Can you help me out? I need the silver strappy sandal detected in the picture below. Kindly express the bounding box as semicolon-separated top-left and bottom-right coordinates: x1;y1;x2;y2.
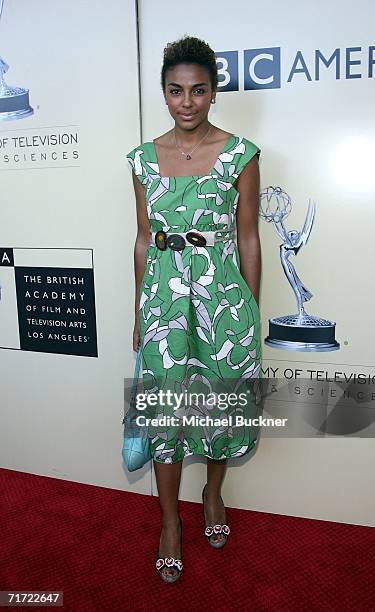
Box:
202;484;231;548
155;516;183;583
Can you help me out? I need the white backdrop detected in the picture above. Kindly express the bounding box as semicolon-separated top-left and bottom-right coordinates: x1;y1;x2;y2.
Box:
135;0;375;526
0;0;150;495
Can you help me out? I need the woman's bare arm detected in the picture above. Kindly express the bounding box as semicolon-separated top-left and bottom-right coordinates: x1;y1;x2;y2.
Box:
132;172;150;349
235;156;261;306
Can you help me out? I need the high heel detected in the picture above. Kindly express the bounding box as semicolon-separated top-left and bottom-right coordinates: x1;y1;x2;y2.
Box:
155;515;183;583
202;483;230;548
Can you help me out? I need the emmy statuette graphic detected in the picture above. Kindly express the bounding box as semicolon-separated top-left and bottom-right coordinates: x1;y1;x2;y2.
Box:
0;0;33;121
259;186;340;352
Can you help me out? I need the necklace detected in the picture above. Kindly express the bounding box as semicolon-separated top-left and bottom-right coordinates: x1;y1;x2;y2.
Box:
174;125;212;160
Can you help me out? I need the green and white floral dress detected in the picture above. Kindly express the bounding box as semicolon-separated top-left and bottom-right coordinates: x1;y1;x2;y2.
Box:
126;134;263;464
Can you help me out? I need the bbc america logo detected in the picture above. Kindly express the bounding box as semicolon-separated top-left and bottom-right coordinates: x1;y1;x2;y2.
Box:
215;46;375;91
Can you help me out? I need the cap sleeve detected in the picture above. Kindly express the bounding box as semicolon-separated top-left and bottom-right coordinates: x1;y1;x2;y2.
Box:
235;137;261;177
126;145;149;186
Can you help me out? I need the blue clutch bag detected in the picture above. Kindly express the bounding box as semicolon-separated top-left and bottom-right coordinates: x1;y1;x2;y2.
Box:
122;345;152;472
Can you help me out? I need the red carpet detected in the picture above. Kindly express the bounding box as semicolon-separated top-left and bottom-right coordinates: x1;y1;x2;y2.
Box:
0;468;374;611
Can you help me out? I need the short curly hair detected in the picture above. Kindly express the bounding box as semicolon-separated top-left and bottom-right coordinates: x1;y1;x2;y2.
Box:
161;35;218;91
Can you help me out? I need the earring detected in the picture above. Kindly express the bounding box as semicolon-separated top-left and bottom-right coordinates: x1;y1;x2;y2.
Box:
211;98;216;104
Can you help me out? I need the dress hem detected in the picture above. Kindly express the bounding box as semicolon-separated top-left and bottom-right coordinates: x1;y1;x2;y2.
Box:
151;439;258;464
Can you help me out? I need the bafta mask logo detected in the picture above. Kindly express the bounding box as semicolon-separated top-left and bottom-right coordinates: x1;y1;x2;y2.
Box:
259;186;340;352
0;0;33;121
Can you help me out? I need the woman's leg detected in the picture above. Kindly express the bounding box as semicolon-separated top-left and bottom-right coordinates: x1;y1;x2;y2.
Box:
153;459;183;578
204;458;228;545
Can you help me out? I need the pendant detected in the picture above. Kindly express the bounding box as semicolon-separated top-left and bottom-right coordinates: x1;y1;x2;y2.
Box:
186;154;192;160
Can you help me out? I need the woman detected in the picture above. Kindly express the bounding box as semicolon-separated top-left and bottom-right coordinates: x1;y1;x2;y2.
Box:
127;35;262;583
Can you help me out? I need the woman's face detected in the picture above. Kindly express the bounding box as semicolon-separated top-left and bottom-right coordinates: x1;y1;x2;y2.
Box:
163;63;215;131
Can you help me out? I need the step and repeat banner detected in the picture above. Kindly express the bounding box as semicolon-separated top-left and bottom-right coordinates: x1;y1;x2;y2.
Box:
137;0;375;525
0;1;149;493
1;0;373;526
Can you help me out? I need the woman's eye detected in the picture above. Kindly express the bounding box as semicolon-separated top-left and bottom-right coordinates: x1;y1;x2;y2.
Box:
169;89;181;95
194;88;205;94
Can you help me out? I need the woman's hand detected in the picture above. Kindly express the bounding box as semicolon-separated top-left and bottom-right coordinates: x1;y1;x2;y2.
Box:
133;316;141;352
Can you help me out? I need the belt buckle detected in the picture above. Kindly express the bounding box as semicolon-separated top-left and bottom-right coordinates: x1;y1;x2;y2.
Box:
186;231;207;246
166;233;186;251
155;230;168;251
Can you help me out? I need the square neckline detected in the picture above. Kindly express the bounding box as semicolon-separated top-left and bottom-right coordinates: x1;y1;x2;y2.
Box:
151;133;236;179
